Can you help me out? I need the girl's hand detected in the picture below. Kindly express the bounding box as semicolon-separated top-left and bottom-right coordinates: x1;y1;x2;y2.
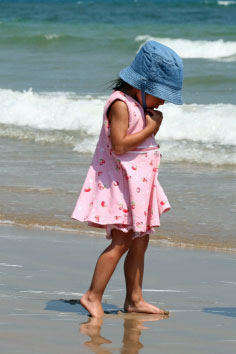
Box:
109;100;163;155
145;109;163;135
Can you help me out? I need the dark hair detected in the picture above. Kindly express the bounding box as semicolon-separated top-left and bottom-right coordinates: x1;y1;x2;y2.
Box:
108;78;132;93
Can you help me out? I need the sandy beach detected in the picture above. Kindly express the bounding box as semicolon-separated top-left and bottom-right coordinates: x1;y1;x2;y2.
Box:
1;1;236;353
0;224;236;354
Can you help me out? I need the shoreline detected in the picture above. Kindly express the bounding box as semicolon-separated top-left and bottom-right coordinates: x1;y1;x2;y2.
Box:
1;138;235;255
0;222;235;255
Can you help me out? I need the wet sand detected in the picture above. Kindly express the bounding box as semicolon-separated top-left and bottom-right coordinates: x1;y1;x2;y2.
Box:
0;224;236;354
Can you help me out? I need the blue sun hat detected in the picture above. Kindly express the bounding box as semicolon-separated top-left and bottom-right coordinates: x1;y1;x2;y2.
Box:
119;40;183;110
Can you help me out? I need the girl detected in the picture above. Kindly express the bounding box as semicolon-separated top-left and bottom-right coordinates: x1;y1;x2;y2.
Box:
72;40;183;318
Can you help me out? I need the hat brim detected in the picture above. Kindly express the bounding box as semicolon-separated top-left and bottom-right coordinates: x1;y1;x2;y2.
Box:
120;65;183;105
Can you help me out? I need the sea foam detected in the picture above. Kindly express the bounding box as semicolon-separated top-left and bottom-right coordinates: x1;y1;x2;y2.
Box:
0;88;235;165
135;36;236;60
217;1;236;5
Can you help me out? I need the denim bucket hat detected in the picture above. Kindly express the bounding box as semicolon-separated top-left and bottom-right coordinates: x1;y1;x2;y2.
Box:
119;40;183;109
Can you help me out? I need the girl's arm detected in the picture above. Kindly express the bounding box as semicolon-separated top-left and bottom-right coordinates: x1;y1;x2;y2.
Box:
108;100;162;155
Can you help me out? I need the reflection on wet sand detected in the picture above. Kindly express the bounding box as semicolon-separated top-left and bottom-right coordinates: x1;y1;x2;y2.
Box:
80;312;168;354
80;317;112;353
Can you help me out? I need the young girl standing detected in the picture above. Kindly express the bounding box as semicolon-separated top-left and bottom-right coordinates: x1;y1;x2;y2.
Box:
72;40;183;318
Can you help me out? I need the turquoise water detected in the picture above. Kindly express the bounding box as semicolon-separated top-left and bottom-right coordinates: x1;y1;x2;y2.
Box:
0;0;235;164
0;0;236;102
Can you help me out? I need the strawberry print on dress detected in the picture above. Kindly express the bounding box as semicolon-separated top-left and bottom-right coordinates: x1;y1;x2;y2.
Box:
71;91;170;239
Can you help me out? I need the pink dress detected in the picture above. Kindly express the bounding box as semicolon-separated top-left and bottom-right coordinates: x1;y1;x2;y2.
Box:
71;91;170;239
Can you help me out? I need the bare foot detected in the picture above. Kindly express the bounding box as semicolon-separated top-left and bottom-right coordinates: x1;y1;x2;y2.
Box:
124;300;169;316
80;292;104;318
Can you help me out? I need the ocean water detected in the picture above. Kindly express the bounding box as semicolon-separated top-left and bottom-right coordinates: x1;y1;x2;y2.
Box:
0;0;235;251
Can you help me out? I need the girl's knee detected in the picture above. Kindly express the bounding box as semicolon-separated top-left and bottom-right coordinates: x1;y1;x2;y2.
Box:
112;238;132;255
110;229;133;255
114;243;130;256
130;234;149;254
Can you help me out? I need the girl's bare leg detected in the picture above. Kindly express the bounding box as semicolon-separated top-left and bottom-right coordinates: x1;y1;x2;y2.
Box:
80;229;133;318
124;234;169;315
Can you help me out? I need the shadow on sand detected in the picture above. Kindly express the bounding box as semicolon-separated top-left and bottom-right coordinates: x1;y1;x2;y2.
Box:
203;307;236;318
45;298;122;315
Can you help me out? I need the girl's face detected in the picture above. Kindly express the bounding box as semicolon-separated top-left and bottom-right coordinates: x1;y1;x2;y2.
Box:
145;94;165;109
135;91;165;109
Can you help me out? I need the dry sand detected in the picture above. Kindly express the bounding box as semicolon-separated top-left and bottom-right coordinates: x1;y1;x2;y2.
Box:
0;224;236;354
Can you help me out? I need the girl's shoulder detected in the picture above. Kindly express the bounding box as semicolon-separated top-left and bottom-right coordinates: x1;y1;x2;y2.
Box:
105;90;141;111
106;90;127;104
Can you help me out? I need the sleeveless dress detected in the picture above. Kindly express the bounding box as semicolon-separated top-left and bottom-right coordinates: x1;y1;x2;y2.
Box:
71;91;170;239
